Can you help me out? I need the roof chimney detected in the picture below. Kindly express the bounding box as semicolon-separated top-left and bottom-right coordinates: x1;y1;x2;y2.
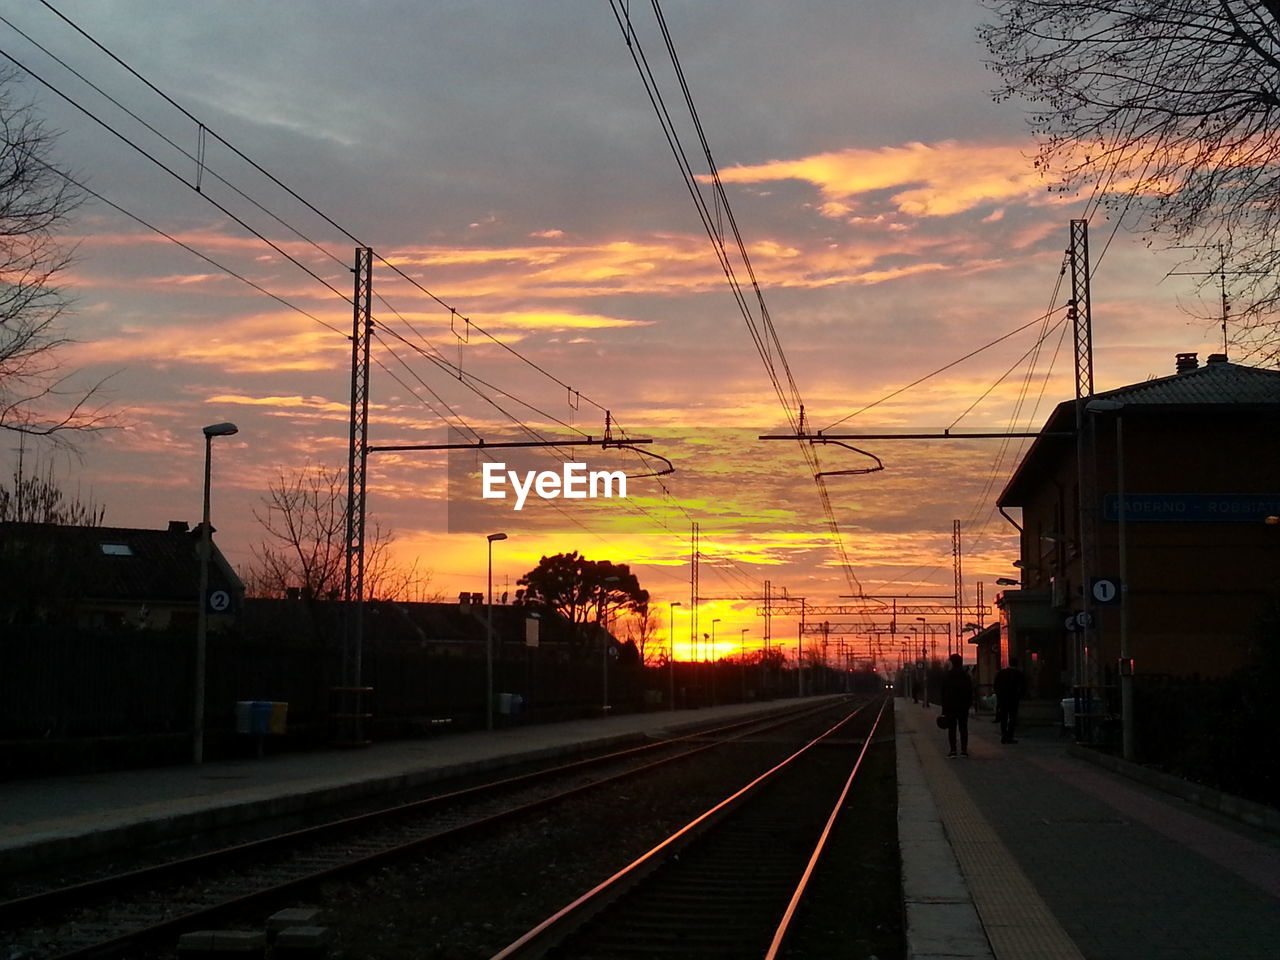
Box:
167;520;190;533
1175;352;1198;374
1207;353;1228;364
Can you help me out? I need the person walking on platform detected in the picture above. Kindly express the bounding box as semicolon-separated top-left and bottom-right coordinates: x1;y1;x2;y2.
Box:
940;653;972;757
994;656;1025;744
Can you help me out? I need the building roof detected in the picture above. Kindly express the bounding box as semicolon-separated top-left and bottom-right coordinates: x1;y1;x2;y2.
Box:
997;354;1280;507
0;521;241;604
1094;355;1280;407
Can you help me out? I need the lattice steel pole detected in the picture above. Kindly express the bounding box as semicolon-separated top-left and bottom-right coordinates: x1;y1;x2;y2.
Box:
1070;219;1094;401
1069;221;1101;733
341;247;373;743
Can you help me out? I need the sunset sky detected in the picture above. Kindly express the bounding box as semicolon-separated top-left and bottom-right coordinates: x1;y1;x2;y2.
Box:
2;1;1233;662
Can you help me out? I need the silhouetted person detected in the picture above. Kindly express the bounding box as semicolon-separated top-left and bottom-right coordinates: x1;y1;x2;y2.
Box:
994;657;1025;744
940;653;972;757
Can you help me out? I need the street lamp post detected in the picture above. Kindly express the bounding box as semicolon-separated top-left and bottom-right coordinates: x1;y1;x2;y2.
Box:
193;421;238;764
668;601;682;710
486;532;508;731
1088;398;1133;760
709;618;721;705
599;575;621;714
797;620;804;697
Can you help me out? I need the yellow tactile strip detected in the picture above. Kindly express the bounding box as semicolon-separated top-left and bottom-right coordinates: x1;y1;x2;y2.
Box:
902;703;1086;960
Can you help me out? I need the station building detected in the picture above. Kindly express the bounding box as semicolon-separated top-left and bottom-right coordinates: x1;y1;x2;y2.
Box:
993;352;1280;701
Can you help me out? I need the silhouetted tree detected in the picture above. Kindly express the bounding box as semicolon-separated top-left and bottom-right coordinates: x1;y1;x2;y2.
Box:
242;463;436;602
625;601;659;665
0;452;103;524
980;1;1280;363
517;551;649;654
1;68;113;440
0;454;104;623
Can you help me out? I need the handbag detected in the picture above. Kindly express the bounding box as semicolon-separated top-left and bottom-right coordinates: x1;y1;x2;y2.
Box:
935;712;949;729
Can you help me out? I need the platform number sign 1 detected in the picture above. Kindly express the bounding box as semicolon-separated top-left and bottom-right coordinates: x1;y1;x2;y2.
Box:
1090;577;1120;605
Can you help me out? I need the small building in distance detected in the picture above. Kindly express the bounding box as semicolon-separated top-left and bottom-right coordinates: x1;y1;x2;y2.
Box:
0;520;243;630
995;352;1280;701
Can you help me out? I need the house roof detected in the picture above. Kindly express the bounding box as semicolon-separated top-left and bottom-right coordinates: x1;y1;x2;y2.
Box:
0;521;241;604
1093;356;1280;407
997;355;1280;507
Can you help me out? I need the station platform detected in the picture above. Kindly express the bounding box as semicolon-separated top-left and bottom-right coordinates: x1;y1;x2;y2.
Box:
896;697;1280;960
0;698;819;876
2;696;1277;960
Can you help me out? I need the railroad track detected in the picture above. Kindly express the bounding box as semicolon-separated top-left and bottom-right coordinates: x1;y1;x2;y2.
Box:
0;700;848;960
490;697;888;959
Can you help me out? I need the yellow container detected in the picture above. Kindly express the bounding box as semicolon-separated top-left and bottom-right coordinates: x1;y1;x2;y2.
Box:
269;701;288;735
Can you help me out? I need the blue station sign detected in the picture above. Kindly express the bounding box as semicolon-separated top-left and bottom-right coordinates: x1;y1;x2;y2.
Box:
1102;493;1280;523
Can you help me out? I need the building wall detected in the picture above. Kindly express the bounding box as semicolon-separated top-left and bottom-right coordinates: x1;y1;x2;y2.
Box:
1012;407;1279;682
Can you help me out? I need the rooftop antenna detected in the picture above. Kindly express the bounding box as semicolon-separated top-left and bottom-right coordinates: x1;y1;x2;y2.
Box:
1169;240;1269;358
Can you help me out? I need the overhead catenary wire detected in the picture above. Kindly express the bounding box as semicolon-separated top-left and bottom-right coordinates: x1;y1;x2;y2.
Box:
608;0;862;596
0;10;352;277
37;158;349;340
868;259;1073;595
17;0;628;431
823;303;1074;432
7;5;681;490
0;46;355;305
7;2;779;608
8;14;729;573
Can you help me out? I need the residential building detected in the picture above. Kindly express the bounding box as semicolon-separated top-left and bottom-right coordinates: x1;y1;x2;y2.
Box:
0;520;242;630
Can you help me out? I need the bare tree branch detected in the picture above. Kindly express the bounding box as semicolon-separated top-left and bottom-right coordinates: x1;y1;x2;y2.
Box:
1;67;116;440
243;462;437;603
980;1;1280;365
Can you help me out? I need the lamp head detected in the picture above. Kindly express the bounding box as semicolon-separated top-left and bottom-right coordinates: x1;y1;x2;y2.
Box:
487;532;508;542
202;422;239;438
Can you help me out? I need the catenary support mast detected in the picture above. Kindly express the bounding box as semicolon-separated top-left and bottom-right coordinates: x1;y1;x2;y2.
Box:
339;247;374;745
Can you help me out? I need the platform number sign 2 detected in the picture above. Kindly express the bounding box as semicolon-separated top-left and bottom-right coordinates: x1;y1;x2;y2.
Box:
207;589;232;614
1090;578;1120;605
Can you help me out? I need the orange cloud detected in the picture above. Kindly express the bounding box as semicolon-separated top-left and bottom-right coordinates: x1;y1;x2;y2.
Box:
709;140;1067;219
66;311;348;374
382;226;999;306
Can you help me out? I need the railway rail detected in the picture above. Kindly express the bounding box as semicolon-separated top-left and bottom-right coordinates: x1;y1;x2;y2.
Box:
490;697;888;959
0;699;850;959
